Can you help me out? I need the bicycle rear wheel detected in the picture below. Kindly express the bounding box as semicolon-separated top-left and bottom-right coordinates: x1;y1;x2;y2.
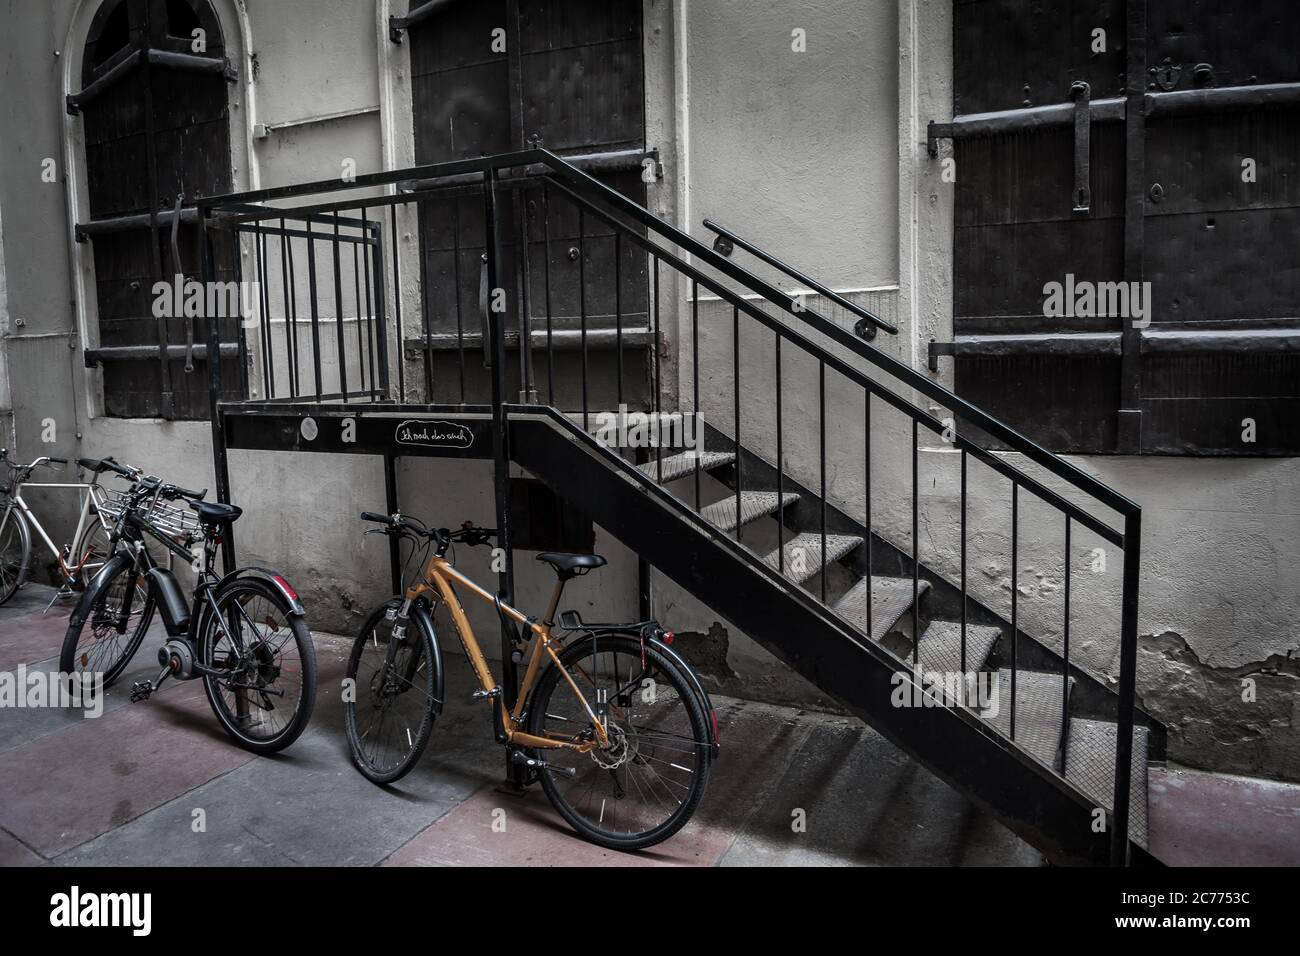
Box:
526;634;712;851
199;577;317;754
344;599;439;784
0;505;31;606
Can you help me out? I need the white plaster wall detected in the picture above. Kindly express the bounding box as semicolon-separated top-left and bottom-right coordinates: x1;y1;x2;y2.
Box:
681;0;899;289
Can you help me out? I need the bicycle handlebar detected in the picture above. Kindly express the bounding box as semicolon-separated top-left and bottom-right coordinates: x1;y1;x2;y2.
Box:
358;512;497;549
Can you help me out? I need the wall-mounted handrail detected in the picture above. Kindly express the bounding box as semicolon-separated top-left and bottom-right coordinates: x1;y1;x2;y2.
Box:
701;218;898;338
536;149;1139;519
543;174;1124;546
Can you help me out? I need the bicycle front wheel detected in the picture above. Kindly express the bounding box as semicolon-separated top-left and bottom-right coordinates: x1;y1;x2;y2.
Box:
344;599;439;785
59;556;154;687
199;577;316;754
0;505;31;606
526;634;712;851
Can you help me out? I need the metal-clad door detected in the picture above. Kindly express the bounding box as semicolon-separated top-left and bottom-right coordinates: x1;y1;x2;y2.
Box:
945;0;1300;455
408;0;649;408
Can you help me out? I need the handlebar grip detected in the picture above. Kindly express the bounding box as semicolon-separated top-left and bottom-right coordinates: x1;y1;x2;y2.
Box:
360;512;391;523
166;485;206;501
48;457;69;465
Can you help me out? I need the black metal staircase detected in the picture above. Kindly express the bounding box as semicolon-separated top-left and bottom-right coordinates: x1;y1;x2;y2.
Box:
200;147;1161;865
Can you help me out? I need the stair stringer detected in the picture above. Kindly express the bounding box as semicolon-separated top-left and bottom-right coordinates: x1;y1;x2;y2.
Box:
509;408;1144;865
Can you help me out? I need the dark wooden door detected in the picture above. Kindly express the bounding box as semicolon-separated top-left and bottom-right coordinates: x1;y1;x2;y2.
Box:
79;0;238;419
408;0;649;408
949;0;1300;455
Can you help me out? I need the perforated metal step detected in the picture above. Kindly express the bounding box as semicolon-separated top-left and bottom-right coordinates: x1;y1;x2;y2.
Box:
763;532;862;584
982;669;1074;769
638;449;735;483
917;620;1001;675
1065;718;1151;849
700;491;800;531
834;575;929;642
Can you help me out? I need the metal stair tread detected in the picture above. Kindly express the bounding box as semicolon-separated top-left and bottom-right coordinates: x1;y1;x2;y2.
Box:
981;669;1074;769
916;620;1001;676
638;450;735;483
699;491;799;531
763;532;862;584
1065;718;1151;850
833;575;929;642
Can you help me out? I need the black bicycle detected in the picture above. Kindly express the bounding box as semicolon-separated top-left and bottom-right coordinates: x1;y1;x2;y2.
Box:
61;458;316;754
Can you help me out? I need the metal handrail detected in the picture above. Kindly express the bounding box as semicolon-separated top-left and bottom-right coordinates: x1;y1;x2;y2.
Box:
535;149;1139;519
701;218;898;338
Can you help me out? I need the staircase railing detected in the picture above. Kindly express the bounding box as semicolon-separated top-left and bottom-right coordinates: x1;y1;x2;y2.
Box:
199;146;1145;863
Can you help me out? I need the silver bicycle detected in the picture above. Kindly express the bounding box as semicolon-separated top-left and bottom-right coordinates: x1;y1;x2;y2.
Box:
0;451;150;606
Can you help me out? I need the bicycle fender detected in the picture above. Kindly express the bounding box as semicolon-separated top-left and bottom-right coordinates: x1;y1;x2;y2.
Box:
214;566;306;616
67;552;134;630
645;636;721;758
409;598;446;716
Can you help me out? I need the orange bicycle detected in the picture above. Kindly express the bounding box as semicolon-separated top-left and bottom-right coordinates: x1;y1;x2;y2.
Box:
344;512;718;850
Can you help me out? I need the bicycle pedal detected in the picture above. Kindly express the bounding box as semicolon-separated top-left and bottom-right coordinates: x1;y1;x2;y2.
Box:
510;750;576;777
129;680;154;703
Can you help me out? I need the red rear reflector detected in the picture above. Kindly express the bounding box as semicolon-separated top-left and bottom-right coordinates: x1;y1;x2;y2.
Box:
662;630;674;645
272;574;299;602
710;709;719;744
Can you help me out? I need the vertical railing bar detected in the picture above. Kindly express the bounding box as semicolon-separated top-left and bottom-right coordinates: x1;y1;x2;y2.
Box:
256;227;274;398
281;221;298;398
332;217;348;399
732;303;741;543
232;232;250;400
362;206;378;399
615;231;624;411
960;448;968;705
579;207;588;431
353;240;366;394
654;258;663;480
518;187;534;403
1111;511;1142;865
416;201;433;400
912;418;919;667
391;206;405;400
776;333;784;573
865;390;873;640
1010;481;1019;741
1062;515;1072;775
304;220;323;400
692;279;702;511
820;360;827;604
542;186;554;405
452;197;465;403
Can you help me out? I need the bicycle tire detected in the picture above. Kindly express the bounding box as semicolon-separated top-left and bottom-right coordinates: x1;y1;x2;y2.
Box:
526;633;712;851
199;577;317;755
344;598;439;785
59;555;155;688
0;505;31;606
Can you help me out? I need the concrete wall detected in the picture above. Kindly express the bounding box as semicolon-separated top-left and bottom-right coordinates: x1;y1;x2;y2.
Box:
1;0;1296;782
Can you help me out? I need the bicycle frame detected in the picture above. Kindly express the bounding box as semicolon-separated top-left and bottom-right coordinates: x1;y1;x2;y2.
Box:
1;475;113;580
403;555;612;753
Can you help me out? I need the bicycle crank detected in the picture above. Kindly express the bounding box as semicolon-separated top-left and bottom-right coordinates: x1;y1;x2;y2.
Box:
510;750;577;778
